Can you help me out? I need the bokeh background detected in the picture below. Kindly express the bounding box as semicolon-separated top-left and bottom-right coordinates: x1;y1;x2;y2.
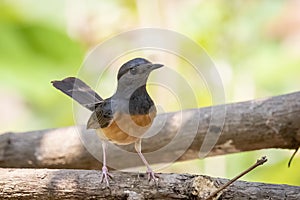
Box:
0;0;299;185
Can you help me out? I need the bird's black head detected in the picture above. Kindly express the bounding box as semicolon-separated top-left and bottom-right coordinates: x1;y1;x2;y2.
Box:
114;58;163;99
117;58;163;80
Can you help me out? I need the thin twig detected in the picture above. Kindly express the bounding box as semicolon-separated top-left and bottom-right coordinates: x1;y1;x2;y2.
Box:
288;147;299;168
205;156;268;200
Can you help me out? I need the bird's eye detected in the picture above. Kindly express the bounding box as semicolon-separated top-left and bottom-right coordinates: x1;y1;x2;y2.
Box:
130;67;137;75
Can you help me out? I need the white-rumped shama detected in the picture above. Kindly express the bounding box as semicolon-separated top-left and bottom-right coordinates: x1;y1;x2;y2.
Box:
52;58;163;186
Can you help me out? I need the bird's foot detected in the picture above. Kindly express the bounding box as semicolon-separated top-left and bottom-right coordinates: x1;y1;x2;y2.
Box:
100;166;113;187
147;169;159;184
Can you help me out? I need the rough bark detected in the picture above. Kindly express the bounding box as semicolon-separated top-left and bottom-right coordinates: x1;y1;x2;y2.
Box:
0;168;299;200
0;91;299;169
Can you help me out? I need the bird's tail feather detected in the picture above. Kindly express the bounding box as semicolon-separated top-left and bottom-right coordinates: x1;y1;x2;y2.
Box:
51;77;102;111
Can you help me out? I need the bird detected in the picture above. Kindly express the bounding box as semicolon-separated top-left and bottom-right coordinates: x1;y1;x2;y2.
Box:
51;58;163;186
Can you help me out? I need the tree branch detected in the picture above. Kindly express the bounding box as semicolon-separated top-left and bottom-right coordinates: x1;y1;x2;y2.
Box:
0;91;299;169
205;156;268;200
0;168;299;199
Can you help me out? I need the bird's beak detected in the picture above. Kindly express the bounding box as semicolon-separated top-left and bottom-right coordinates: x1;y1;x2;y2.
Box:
150;63;164;70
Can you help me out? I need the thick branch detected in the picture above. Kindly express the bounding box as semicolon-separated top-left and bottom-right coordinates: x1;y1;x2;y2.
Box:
0;168;299;199
0;92;300;169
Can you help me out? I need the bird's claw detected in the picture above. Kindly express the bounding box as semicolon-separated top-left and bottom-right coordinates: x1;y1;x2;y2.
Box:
147;169;159;184
100;166;113;187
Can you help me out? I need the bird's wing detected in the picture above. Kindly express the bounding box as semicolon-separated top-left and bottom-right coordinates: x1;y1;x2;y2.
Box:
87;100;113;129
51;77;103;111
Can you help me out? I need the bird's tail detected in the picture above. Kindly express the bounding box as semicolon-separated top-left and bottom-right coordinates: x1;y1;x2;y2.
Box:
51;77;102;111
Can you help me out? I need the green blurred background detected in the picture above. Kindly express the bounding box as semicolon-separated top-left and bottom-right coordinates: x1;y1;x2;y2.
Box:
0;0;299;185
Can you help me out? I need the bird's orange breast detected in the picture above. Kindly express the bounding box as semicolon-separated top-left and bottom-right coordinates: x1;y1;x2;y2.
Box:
97;111;156;145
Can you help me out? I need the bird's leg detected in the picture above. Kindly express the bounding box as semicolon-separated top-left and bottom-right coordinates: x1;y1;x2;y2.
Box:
135;139;158;182
100;141;113;186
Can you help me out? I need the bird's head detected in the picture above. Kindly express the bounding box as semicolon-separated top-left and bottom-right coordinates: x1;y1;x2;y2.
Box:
115;58;163;98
